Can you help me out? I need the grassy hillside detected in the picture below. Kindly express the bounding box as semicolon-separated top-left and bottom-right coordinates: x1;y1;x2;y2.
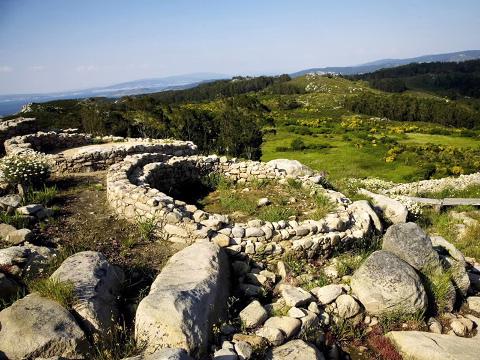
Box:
14;71;480;183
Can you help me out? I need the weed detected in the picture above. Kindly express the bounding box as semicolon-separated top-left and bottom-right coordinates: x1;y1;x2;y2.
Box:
121;235;138;249
302;271;331;290
136;217;157;241
311;193;335;220
335;253;367;278
29;278;76;308
282;252;308;277
287;178;303;189
330;318;367;342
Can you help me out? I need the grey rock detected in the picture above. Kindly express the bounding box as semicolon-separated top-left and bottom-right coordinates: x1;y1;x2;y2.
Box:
239;300;268;328
51;251;124;339
382;222;441;272
359;189;408;224
122;348;194;359
351;250;427;315
255;326;285;346
311;284;344;305
335;294;361;319
0;272;20;300
16;203;44;216
135;242;230;357
467;296;480;313
264;316;301;339
5;228;32;245
234;341;253;360
265;339;324;360
266;159;313;177
0;194;21;209
245;227;264;238
0;223;17;240
0;293;89;359
387;331;480;360
280;284;314;307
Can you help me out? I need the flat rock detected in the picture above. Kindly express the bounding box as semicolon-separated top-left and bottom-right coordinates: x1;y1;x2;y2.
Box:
280;284;314;307
351;250;427;315
265;339;324;360
311;284;344;305
0;223;17;240
122;348;194;360
382;222;441;272
0;293;89;359
239;300;268;328
0;194;21;208
135;242;230;357
266;159;313;177
387;330;480;360
255;326;285;346
51;251;124;338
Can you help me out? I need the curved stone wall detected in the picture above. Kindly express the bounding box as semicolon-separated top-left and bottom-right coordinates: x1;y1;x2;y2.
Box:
0;117;37;153
4;131;198;173
107;153;379;259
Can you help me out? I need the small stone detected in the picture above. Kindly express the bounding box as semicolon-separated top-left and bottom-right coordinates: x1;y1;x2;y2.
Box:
0;223;17;240
280;284;314;307
311;284;343;305
239;284;263;297
239;300;268;329
335;294;361;319
257;198;270;207
277;261;287;279
213;348;238;359
6;228;32;245
232;227;245;238
467;296;480;313
458;317;474;332
450;319;467;337
256;326;285;346
232;333;268;349
234;341;253;360
264;316;301;339
308;302;320;314
428;317;442;334
287;307;307;318
212;233;231;247
16;204;43;216
232;261;250;276
245;227;264;238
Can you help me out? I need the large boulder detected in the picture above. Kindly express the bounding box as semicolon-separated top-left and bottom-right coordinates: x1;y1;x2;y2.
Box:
265;339;324;360
266;159;313;177
359;189;408;224
382;222;441;272
135;242;230;357
0;293;89;359
387;331;480;360
51;251;124;339
351;250;427;315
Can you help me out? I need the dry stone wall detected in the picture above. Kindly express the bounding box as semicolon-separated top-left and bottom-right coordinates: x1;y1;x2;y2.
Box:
107;154;380;260
4;131;197;174
0;117;37;153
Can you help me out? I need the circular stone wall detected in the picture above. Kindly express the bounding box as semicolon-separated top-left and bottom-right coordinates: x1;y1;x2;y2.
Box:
107;153;380;259
4;131;197;173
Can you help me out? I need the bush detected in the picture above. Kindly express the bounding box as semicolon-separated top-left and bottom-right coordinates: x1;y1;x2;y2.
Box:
0;154;51;188
290;138;306;151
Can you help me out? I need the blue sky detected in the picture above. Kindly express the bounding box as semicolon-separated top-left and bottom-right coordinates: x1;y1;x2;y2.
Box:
0;0;479;94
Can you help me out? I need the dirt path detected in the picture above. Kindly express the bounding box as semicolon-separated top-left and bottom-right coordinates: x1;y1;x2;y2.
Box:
38;171;183;287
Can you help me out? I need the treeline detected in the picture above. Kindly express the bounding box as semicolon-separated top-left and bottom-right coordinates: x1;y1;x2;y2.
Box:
349;60;480;98
344;93;480;128
25;94;268;160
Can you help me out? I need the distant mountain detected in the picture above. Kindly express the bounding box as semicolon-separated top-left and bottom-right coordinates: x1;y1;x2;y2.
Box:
291;50;480;77
0;72;229;116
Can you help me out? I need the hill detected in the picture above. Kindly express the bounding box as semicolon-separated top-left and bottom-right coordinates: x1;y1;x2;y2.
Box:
291;50;480;77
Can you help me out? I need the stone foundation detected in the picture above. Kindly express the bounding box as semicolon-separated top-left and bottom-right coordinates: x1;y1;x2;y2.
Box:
4;131;197;174
107;153;379;259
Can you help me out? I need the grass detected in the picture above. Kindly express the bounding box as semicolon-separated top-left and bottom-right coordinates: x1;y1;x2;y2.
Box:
92;320;145;360
282;252;308;277
422;266;455;314
22;185;58;206
335;253;367;278
378;309;426;333
417;184;480;199
29;278;76;308
0;211;30;228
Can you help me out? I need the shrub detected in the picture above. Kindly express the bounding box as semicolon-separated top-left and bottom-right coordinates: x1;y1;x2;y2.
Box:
290;138;306;151
136;217;158;241
422;266;455;314
0;154;51;188
282;252;307;277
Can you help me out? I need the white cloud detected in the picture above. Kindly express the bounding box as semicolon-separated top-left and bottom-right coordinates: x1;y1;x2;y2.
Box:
28;65;45;72
75;65;98;72
0;65;13;73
